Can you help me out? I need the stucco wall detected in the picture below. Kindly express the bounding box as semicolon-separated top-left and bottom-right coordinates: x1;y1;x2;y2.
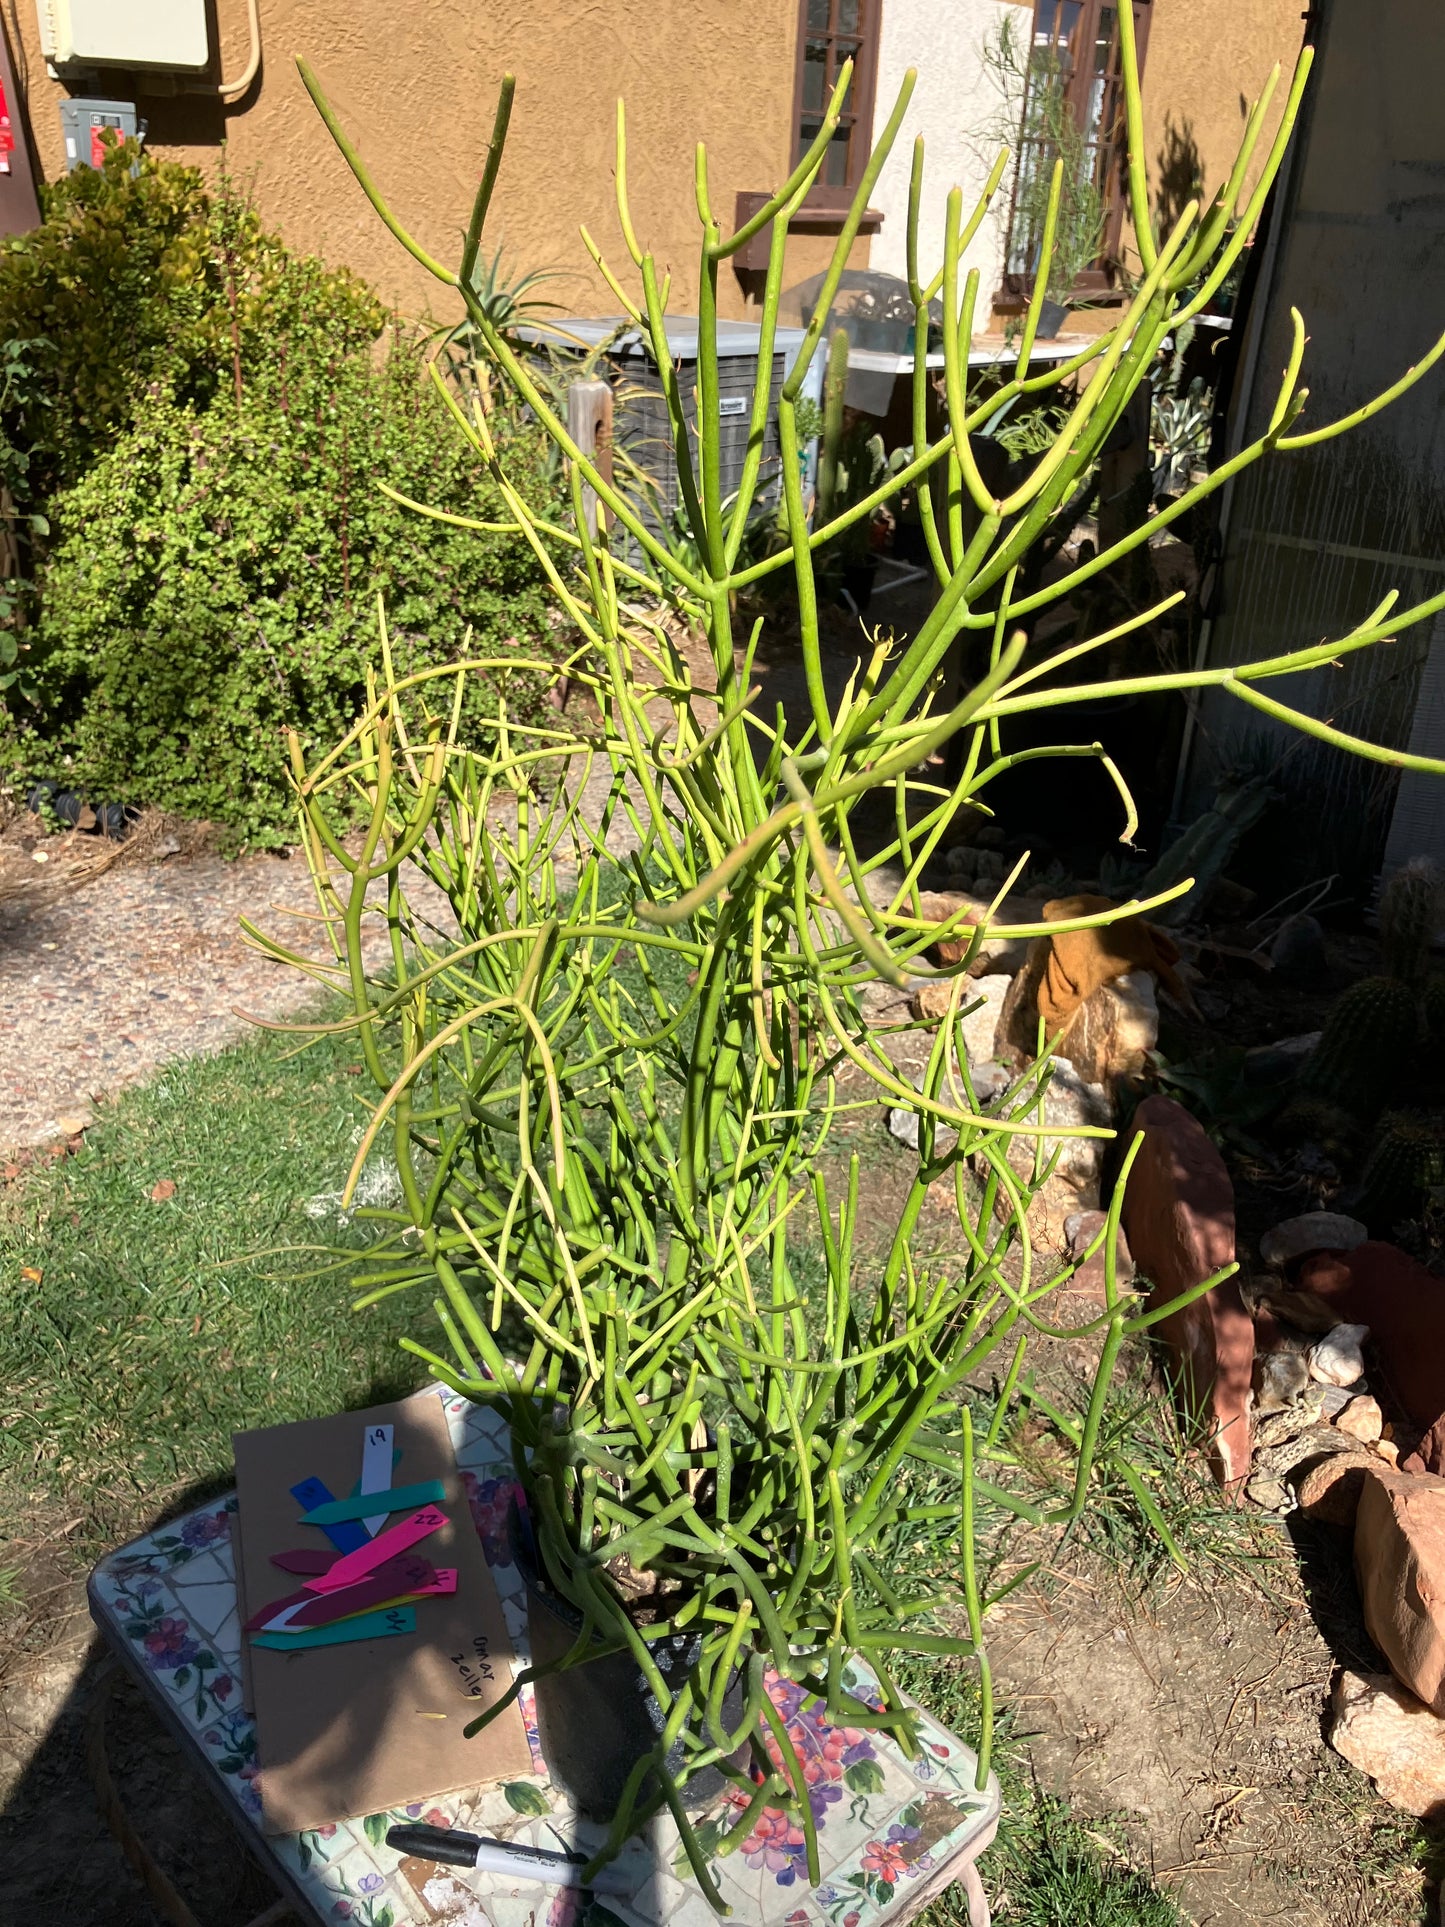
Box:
869;0;1305;306
4;0;1305;324
7;0;872;323
868;0;1030;297
1140;0;1306;250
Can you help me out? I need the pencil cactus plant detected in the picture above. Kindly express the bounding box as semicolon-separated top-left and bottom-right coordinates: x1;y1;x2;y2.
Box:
260;17;1445;1904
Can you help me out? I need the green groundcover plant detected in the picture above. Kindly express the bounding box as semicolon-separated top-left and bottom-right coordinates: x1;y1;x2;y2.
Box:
254;16;1445;1908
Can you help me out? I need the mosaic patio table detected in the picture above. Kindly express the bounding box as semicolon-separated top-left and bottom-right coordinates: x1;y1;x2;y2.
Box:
89;1388;999;1927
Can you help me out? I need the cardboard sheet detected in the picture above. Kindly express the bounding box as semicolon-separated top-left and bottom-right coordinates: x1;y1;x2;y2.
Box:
232;1392;529;1832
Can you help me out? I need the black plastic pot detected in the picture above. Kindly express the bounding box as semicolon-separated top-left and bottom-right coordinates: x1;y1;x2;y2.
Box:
1035;299;1069;340
26;780;136;839
514;1509;748;1818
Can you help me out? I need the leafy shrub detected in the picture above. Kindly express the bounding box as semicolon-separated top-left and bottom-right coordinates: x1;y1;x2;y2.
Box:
20;350;558;844
0;141;563;844
0;138;384;498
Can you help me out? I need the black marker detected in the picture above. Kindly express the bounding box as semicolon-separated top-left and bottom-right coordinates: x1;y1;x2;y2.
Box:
385;1823;633;1895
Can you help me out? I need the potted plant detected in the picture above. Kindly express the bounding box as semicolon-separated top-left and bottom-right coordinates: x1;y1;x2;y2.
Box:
270;21;1445;1907
979;15;1108;336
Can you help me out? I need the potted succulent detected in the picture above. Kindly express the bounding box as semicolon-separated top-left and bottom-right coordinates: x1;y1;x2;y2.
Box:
269;18;1445;1907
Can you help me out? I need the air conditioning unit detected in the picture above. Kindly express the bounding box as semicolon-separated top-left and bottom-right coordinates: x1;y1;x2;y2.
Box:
525;318;816;557
36;0;209;74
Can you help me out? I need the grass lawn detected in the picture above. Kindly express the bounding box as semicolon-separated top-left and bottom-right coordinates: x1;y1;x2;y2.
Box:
0;1018;430;1561
0;1021;1184;1924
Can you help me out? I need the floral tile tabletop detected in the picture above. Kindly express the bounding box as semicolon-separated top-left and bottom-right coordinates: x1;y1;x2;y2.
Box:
90;1389;999;1927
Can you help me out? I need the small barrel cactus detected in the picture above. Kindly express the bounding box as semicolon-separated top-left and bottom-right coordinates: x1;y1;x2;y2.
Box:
1299;974;1420;1118
1356;1110;1445;1230
1380;858;1442;992
1274;1092;1359;1161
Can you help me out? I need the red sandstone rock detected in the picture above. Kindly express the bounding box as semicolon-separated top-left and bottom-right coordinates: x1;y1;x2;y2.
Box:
1301;1244;1445;1474
1119;1094;1250;1485
1294;1451;1381;1528
1330;1670;1445;1816
1355;1468;1445;1714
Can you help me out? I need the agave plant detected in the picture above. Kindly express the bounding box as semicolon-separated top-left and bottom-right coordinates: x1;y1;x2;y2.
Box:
265;17;1445;1905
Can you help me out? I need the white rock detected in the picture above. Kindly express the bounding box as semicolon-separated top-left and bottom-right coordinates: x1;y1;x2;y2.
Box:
999;1056;1113;1221
1309;1323;1370;1388
1331;1670;1445;1817
961;974;1014;1063
1259;1211;1369;1269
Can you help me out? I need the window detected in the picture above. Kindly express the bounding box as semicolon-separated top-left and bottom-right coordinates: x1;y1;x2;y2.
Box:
792;0;881;207
1004;1;1152;299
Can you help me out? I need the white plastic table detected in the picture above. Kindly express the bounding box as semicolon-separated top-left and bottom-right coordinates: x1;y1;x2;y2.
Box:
89;1388;999;1927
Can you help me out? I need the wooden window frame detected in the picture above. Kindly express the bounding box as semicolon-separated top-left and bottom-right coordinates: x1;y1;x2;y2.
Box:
1000;0;1153;307
790;0;883;215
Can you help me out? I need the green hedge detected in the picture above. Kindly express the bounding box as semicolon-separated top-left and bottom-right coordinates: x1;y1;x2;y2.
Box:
0;142;563;846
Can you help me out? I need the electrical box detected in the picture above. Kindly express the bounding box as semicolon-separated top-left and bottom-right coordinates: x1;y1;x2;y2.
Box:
59;98;143;170
36;0;209;75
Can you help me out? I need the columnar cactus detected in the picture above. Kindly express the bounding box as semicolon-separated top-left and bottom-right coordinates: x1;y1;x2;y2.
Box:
1380;859;1441;992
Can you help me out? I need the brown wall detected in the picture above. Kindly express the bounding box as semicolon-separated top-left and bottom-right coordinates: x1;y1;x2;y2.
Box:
1141;0;1307;247
4;0;1304;325
6;0;872;323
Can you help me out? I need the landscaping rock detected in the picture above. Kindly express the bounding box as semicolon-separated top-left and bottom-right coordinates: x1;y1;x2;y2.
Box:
992;1057;1112;1248
1309;1323;1369;1388
1252;1284;1341;1334
1051;970;1159;1086
1330;1670;1445;1816
960;975;1013;1063
1244;1470;1292;1513
1258;1211;1368;1270
1243;1029;1322;1088
911;978;956;1023
1302;1243;1445;1474
995;936;1051;1063
911;974;1013;1076
914;889;1038;979
1254;1347;1312;1413
1355;1468;1445;1714
1119;1094;1251;1485
1336;1394;1385;1445
1294;1450;1381;1527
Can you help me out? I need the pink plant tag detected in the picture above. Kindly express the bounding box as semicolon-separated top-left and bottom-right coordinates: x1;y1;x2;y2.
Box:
303;1503;447;1593
263;1567;457;1634
245;1550;442;1633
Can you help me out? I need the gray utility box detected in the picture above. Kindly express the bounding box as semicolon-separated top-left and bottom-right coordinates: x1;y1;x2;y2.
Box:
526;318;815;553
59;98;143;170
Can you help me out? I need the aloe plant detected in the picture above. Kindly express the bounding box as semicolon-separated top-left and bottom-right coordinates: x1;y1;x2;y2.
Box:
262;21;1445;1905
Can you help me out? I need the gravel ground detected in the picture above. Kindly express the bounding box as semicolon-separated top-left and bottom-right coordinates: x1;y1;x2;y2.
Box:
0;845;363;1153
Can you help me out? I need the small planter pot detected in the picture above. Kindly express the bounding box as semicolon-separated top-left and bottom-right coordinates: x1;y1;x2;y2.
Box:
515;1513;748;1819
1034;299;1069;340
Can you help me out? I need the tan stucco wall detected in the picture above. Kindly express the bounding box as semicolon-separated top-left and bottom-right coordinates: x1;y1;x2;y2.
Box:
1139;0;1307;257
4;0;1304;324
7;0;874;323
